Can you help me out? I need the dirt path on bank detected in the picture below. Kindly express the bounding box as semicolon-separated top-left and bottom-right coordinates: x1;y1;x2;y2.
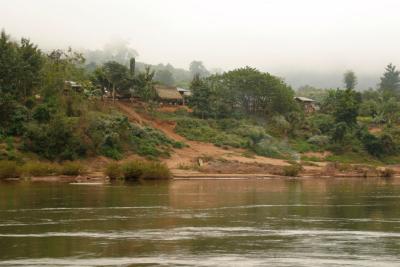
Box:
114;102;291;176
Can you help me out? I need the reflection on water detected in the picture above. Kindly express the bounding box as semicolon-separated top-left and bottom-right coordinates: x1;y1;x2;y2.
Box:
1;178;400;266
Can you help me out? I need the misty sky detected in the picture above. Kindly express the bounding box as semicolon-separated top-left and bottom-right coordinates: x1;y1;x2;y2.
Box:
2;0;400;89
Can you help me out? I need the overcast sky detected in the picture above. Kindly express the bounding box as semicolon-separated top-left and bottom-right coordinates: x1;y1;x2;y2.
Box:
1;0;400;88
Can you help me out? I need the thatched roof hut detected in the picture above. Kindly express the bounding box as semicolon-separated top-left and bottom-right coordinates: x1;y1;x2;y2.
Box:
154;85;183;101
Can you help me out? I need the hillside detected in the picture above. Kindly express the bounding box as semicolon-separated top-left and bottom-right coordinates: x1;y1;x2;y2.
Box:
114;101;294;176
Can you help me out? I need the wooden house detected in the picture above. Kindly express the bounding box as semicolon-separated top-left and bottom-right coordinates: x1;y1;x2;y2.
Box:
294;96;319;113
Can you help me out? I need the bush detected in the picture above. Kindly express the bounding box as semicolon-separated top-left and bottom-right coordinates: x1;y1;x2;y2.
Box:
61;161;85;176
86;113;180;159
0;160;21;179
307;135;330;147
32;104;51;123
309;114;335;135
141;162;171;179
121;160;143;180
23;117;87;160
105;162;123;179
107;160;172;180
22;162;60;177
282;164;302;177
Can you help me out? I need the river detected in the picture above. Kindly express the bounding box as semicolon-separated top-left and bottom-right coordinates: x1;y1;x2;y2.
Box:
1;178;400;266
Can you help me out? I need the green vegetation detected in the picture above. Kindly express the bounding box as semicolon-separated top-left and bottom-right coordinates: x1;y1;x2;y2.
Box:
0;30;181;164
2;28;400;172
21;162;60;177
0;160;86;179
282;164;303;177
60;162;86;176
0;161;20;179
105;162;123;179
174;117;295;159
104;160;171;180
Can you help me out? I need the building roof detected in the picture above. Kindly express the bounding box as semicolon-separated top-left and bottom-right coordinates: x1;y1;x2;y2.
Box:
177;87;191;93
155;85;183;100
294;96;316;102
65;80;81;88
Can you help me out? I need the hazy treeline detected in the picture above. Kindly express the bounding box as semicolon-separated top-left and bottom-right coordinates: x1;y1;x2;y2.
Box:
82;40;211;88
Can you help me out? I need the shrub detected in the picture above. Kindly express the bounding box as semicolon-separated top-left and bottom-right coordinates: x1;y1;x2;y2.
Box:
109;160;172;180
23;117;87;160
307;135;330;147
0;95;29;136
105;162;123;179
0;160;21;179
121;160;143;180
22;162;60;177
61;162;85;176
141;162;171;179
310;114;335;135
32;104;51;123
86;113;180;159
282;164;302;177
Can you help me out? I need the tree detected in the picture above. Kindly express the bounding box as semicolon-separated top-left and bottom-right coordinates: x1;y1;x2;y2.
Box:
324;88;361;126
92;66;110;96
343;70;357;90
189;67;296;119
0;30;20;96
135;66;156;102
380;97;400;125
103;61;130;101
0;31;43;100
154;69;175;86
189;74;212;119
189;61;209;78
380;63;400;96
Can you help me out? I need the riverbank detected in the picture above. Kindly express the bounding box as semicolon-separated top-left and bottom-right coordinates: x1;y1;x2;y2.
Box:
2;162;399;183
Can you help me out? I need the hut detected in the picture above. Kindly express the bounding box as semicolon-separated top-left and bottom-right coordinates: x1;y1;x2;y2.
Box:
177;87;191;105
154;85;183;105
64;80;82;92
294;96;319;113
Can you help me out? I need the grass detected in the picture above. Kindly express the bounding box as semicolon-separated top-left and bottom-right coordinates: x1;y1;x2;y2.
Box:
174;117;295;159
1;160;86;178
60;162;86;176
282;164;303;177
301;155;323;162
121;160;144;180
0;160;21;179
325;152;382;165
21;162;60;177
177;163;200;171
291;139;319;153
104;160;171;180
105;162;123;179
140;162;171;179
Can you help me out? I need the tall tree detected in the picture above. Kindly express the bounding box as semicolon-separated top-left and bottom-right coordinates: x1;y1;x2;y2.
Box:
0;30;19;95
331;89;361;126
343;70;357;90
380;63;400;96
189;61;209;78
189;74;212;119
135;66;156;102
154;69;175;86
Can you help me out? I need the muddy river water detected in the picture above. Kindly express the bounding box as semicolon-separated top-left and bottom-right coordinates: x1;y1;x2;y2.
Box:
1;177;400;266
